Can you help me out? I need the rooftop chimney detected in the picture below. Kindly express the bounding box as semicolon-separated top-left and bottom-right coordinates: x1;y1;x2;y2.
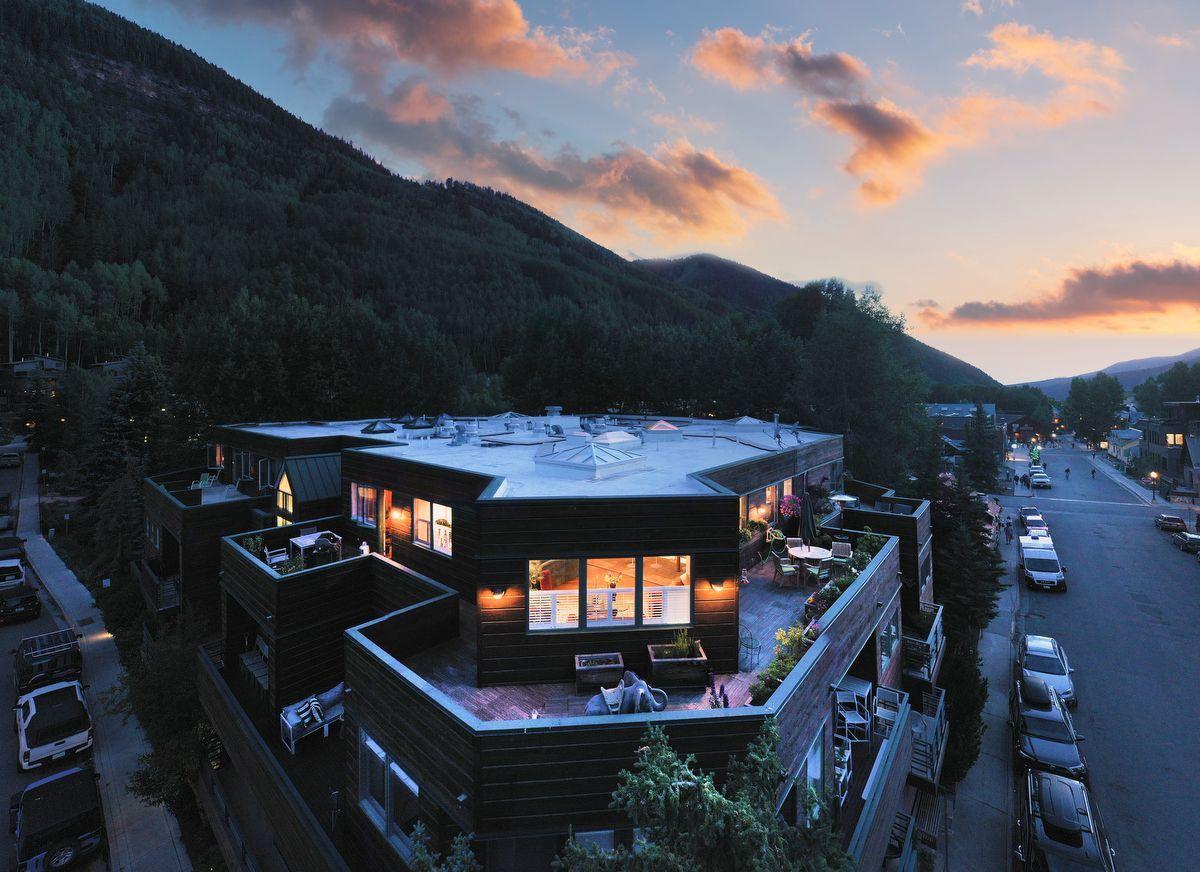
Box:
545;405;563;418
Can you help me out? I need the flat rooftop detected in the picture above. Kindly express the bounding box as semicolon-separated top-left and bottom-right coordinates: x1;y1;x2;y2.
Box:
349;413;837;499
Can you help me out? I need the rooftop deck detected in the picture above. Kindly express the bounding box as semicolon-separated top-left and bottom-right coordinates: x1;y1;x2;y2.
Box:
402;563;816;720
149;466;268;507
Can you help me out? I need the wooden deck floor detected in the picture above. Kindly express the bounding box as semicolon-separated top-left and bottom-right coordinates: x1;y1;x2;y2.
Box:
402;560;818;722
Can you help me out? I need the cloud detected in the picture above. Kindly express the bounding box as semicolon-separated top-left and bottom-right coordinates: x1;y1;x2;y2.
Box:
920;259;1200;328
160;0;626;83
962;0;983;15
1155;32;1193;49
813;24;1126;203
912;298;941;309
646;110;719;135
690;28;869;99
324;81;783;242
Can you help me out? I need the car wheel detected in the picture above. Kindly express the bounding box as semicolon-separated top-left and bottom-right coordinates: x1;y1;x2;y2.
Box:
46;840;77;869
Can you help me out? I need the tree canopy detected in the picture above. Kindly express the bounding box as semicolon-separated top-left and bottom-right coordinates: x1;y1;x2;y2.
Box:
1063;373;1125;444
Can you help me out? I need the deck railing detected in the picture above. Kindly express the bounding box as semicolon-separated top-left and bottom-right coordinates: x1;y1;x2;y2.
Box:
902;601;945;683
130;557;180;612
910;686;947;786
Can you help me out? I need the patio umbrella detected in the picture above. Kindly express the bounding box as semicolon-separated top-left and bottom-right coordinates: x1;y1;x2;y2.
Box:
800;492;819;543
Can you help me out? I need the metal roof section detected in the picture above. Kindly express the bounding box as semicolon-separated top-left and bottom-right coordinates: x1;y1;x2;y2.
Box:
360;420;396;434
278;453;342;504
533;441;646;479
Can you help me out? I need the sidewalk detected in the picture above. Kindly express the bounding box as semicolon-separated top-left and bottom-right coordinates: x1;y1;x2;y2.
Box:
18;457;191;872
945;531;1020;872
1087;453;1158;506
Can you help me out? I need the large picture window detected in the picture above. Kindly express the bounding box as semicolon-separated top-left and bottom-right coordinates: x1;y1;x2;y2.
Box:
352;483;378;528
276;472;294;516
358;730;421;863
528;559;580;630
642;556;691;625
528;556;692;631
586;557;636;627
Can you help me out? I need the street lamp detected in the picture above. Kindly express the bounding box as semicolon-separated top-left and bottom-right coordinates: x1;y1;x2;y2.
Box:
1150;470;1159;502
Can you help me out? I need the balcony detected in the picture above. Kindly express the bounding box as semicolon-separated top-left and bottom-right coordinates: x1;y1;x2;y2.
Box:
902;602;946;685
845;690;914;870
130;557;180;612
149;466;269;508
909;686;948;788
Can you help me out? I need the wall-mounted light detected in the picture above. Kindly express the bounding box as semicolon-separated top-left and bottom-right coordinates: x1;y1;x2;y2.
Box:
490;584;507;600
709;578;726;592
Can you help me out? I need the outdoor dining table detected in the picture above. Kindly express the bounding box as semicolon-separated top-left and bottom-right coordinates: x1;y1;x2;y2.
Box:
788;544;832;564
289;530;342;559
830;494;860;509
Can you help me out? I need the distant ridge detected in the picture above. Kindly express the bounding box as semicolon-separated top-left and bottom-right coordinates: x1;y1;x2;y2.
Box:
1014;346;1200;400
637;254;1000;388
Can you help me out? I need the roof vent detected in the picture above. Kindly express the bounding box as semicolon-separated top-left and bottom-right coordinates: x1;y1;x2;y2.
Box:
361;420;396;434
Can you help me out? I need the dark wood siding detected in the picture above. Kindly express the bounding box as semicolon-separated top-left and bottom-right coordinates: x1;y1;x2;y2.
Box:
196;652;349;872
700;437;842;495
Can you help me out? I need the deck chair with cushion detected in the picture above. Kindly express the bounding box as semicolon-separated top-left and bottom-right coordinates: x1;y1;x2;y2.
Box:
772;552;800;588
263;547;288;568
280;681;346;754
806;558;833;585
830;540;854;566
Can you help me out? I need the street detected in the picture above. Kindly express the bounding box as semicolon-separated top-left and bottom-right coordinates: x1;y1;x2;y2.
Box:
1000;443;1200;869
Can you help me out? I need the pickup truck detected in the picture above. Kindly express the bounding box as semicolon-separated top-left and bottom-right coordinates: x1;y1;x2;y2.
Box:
12;629;83;702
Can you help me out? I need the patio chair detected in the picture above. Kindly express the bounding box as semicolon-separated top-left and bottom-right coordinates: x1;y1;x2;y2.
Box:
830;540;853;566
772;552;800;588
786;537;804;551
806;558;833;585
835;690;871;744
263;547;288;568
874;687;904;739
299;526;318;538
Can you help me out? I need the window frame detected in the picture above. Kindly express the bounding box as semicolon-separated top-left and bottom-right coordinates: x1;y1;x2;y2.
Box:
351;483;379;528
276;472;294;516
879;607;901;672
357;730;422;863
526;555;694;633
411;497;453;557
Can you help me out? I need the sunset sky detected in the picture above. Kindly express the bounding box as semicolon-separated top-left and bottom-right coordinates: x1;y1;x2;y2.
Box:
99;0;1200;384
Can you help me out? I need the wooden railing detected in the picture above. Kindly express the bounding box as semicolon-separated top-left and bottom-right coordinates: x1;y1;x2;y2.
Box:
910;686;947;787
902;601;945;683
130;558;180;612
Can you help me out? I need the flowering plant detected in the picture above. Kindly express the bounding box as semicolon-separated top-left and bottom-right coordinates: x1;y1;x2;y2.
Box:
780;494;803;518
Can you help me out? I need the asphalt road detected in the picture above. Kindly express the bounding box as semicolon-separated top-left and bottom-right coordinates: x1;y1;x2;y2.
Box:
1000;444;1199;869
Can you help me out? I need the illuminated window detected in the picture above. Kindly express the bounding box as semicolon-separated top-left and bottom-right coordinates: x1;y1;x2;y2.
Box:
276;472;294;515
586;557;636;626
1168;433;1183;446
412;498;452;555
528;559;580;630
351;483;378;527
642;556;691;625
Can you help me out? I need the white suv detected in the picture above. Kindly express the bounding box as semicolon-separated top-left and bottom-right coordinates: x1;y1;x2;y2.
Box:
14;681;93;770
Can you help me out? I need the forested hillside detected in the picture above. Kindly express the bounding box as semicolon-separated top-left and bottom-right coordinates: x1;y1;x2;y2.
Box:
0;0;942;484
638;255;999;387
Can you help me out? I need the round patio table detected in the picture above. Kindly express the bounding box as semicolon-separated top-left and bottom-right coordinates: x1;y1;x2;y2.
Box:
788;545;832;564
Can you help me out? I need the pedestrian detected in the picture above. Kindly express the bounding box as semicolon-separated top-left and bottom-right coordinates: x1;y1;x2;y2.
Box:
1091;468;1096;479
1065;467;1071;480
1004;519;1014;544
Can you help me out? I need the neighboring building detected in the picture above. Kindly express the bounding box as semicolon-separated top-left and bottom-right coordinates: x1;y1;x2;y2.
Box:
997;410;1038;444
1139;401;1200;486
152;412;949;872
87;358;130;380
1105;428;1142;470
924;403;996;443
0;355;66;407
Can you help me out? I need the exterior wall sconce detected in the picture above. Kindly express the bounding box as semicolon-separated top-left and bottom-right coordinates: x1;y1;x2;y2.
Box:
490;585;507;600
709;578;726;591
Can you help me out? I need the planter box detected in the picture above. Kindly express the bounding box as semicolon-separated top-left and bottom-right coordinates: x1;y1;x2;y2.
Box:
647;642;709;686
574;652;625;691
739;532;765;571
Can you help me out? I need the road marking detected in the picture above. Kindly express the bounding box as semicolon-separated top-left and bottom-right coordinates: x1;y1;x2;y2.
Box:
1000;496;1147;508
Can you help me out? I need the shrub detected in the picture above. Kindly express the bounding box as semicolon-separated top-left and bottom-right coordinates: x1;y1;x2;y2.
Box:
241;533;264;555
665;628;700;658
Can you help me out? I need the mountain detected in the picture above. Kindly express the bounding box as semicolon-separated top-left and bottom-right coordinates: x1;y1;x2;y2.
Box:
637;254;999;388
1015;347;1200;400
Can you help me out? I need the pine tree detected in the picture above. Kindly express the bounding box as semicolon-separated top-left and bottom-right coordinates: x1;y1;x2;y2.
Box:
963;402;999;492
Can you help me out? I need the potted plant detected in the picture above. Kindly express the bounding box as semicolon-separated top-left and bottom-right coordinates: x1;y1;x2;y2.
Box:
779;493;802;537
738;519;768;570
648;629;709;686
574;652;625;691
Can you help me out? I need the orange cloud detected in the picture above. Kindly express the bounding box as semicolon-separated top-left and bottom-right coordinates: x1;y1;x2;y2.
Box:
324;84;783;243
920;258;1200;329
813;24;1126;203
383;80;452;123
166;0;626;81
690;28;870;98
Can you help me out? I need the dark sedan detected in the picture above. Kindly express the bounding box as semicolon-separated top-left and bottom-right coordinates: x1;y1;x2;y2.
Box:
1154;513;1187;532
0;583;41;624
1011;678;1087;782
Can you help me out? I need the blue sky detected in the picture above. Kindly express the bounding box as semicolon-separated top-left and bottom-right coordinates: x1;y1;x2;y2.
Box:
98;0;1200;383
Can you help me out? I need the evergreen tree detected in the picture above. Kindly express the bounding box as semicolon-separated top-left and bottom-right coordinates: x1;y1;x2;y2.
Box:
963;402;999;494
940;642;989;784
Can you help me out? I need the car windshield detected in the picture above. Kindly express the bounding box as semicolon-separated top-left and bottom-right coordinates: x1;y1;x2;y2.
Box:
1022;714;1074;742
1162;516;1183;524
1026;653;1066;675
1026;557;1061;573
1028;518;1047;527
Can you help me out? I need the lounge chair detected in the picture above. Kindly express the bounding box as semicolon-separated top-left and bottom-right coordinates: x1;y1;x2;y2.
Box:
280;682;346;754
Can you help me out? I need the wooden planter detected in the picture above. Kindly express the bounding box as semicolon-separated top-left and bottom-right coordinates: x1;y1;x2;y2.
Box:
738;532;765;571
647;642;709;686
574;652;625;691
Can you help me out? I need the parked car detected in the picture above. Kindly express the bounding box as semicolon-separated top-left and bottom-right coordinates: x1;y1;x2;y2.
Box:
1029;464;1046;475
1018;539;1067;591
1171;531;1200;553
1014;769;1115;870
1018;506;1041;526
1010;678;1087;781
1154;514;1187;532
0;583;41;624
14;681;93;770
12;630;83;702
1023;515;1049;534
1031;473;1052;489
1017;634;1076;706
0;452;22;469
8;765;108;871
